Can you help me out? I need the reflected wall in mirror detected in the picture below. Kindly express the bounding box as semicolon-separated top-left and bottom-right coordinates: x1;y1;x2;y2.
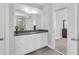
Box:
14;3;42;31
16;16;26;31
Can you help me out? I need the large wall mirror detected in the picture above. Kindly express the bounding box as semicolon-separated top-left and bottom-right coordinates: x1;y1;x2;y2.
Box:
14;3;42;31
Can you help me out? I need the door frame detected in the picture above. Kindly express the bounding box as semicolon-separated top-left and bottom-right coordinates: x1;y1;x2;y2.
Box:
67;3;77;55
52;4;68;55
4;3;15;55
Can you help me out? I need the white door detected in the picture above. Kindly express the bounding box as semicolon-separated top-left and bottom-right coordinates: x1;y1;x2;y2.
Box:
0;4;5;55
67;4;77;55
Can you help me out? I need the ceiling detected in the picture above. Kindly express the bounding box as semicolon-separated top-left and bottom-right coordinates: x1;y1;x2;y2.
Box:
22;3;44;10
15;3;42;17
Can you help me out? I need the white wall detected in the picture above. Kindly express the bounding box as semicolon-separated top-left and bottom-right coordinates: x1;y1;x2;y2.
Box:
77;4;79;40
25;17;34;30
48;4;55;49
37;5;50;30
77;3;79;55
0;3;5;55
9;4;15;55
1;3;15;55
67;4;77;55
36;4;55;49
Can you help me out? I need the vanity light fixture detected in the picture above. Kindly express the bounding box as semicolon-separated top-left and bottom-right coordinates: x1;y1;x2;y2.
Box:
31;9;38;14
24;7;30;13
24;7;38;14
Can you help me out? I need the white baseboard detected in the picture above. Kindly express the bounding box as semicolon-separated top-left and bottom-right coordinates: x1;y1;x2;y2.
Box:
47;45;64;55
55;37;62;40
47;45;55;49
54;49;64;55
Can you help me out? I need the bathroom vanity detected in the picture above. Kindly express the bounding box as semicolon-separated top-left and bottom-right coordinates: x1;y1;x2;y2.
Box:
14;4;49;55
14;30;48;55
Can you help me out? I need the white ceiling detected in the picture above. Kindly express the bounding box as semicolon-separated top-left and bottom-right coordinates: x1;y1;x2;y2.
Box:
15;3;42;17
22;3;44;10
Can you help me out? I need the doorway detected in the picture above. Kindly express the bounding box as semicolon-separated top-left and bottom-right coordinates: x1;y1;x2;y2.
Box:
54;5;68;55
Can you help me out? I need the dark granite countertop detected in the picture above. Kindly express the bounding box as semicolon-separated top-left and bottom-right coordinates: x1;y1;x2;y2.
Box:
14;29;48;36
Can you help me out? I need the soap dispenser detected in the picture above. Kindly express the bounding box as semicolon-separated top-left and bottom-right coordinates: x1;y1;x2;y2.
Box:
34;25;36;30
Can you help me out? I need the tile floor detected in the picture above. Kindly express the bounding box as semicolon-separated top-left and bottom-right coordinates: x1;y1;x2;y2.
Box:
26;47;61;55
26;38;67;55
55;38;67;55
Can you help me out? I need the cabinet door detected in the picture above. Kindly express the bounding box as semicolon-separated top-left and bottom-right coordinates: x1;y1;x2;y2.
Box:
15;33;48;55
33;34;42;50
27;35;35;52
15;35;30;55
42;33;48;47
15;35;35;55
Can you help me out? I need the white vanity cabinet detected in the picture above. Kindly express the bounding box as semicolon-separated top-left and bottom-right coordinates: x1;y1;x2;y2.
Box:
15;32;48;55
15;35;31;54
42;33;48;47
33;33;42;50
